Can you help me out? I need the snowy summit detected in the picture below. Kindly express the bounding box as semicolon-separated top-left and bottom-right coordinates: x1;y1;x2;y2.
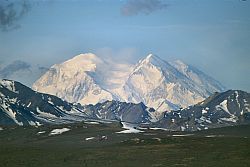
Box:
33;53;225;118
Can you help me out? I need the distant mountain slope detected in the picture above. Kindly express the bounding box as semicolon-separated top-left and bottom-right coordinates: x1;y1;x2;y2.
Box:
155;90;250;131
33;53;225;117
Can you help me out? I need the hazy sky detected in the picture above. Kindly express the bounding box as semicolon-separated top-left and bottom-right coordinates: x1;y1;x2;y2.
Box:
0;0;250;91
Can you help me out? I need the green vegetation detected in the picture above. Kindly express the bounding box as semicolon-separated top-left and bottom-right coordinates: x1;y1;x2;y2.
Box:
0;123;250;167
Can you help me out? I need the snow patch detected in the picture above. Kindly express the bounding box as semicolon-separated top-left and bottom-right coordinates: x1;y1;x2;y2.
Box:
220;117;237;123
37;131;46;134
27;102;32;107
85;137;95;141
180;126;186;131
216;100;231;114
28;121;36;126
205;135;224;138
36;107;57;118
35;121;43;126
172;134;193;137
150;127;169;131
3;105;23;126
243;99;249;112
85;121;100;125
202;109;207;114
235;91;241;109
49;128;70;136
116;122;143;134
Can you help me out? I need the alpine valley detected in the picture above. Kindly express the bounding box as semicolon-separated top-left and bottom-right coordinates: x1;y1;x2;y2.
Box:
1;53;249;131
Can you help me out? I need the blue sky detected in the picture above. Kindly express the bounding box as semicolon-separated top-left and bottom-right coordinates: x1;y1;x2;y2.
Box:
0;0;250;91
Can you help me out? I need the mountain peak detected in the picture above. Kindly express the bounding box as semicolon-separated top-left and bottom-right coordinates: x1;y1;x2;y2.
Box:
65;53;101;65
58;53;103;72
138;54;166;68
74;53;98;60
33;52;225;115
145;53;154;60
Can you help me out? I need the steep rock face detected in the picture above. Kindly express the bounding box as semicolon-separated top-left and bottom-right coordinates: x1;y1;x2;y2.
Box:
33;53;225;117
155;90;250;131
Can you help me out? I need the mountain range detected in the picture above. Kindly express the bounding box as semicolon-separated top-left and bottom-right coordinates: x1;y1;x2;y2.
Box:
1;79;249;131
32;53;225;118
155;90;250;131
0;79;155;126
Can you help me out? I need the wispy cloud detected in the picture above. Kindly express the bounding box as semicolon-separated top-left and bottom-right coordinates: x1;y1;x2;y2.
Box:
0;0;31;31
94;47;138;64
121;0;168;16
0;60;31;78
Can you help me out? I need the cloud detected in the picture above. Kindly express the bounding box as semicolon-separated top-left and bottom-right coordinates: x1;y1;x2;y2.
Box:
121;0;168;16
0;60;31;78
94;47;138;64
0;0;31;31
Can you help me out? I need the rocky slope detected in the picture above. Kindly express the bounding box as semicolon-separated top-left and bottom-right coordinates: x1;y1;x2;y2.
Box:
155;90;250;131
0;79;88;126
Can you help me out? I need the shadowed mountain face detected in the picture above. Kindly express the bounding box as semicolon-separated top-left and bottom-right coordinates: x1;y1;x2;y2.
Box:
82;101;156;124
0;79;88;126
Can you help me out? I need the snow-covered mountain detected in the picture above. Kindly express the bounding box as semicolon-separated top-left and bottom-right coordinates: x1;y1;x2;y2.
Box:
123;54;225;113
33;53;225;117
